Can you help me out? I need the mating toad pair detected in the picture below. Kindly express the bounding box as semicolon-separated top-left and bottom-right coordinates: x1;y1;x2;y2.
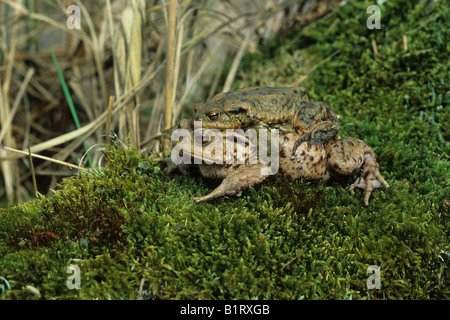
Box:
159;87;389;205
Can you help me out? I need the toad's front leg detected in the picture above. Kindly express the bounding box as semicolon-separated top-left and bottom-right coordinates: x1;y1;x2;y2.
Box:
291;102;339;156
326;137;389;206
193;164;269;203
292;122;340;155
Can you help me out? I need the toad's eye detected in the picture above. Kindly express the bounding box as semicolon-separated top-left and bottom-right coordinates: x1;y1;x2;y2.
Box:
194;131;211;145
207;112;219;122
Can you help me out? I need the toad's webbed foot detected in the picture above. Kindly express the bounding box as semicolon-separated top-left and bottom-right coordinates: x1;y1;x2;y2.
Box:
349;168;389;206
291;132;312;156
326;137;389;206
291;102;339;156
154;156;190;175
291;123;339;157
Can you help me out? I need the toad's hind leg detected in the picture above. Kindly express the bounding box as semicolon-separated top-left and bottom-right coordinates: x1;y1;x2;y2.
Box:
326;137;389;206
193;164;269;203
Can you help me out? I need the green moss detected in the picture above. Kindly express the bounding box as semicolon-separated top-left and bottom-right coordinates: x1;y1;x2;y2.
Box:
1;0;449;299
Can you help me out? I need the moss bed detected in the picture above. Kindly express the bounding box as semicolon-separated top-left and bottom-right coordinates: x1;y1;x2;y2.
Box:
0;0;448;299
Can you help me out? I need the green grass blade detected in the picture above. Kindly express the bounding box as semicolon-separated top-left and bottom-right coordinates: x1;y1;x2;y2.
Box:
51;49;93;167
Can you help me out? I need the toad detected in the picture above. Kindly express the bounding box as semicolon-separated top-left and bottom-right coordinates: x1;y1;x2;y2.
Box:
192;87;339;154
158;121;389;206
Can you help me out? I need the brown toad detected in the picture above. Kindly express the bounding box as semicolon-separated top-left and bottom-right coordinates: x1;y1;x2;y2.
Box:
192;87;339;153
158;121;389;205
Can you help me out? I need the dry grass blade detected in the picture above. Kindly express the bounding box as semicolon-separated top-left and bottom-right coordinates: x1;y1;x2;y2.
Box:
27;145;39;197
223;11;263;92
164;0;178;151
0;148;14;206
105;96;115;145
0;1;20;206
0;68;34;143
114;0;145;147
3;146;88;172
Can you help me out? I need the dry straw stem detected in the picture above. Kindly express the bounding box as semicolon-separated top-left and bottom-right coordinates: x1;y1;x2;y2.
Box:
3;146;88;172
164;0;178;151
0;64;32;203
114;0;145;148
0;68;34;144
0;1;20;205
27;145;38;197
105;96;115;145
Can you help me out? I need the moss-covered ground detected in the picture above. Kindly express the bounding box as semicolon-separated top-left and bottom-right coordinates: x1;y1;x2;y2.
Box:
0;0;448;299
